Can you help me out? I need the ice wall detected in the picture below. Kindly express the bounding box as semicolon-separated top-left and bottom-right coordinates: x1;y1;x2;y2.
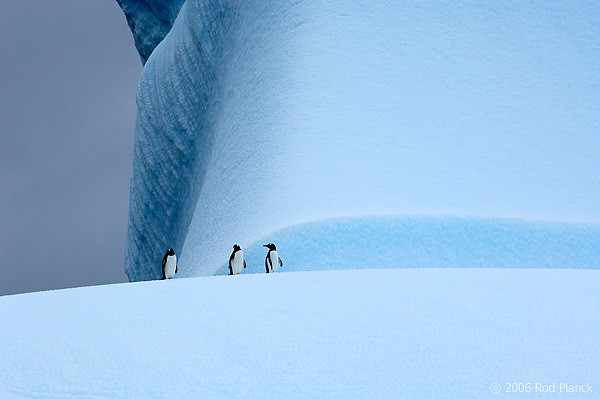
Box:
116;0;185;64
125;0;600;281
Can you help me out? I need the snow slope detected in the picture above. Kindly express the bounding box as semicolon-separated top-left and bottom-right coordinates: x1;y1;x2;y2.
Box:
1;268;598;398
124;0;600;280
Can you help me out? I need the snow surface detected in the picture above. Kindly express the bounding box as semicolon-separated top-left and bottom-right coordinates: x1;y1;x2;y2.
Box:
1;268;598;398
124;0;600;281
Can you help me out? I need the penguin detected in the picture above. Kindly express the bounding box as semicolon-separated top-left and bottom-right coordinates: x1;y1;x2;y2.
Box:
161;248;178;280
264;243;283;273
229;244;246;275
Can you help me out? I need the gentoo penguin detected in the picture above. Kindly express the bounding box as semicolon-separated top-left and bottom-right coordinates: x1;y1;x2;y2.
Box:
229;244;246;275
161;248;178;280
264;243;283;273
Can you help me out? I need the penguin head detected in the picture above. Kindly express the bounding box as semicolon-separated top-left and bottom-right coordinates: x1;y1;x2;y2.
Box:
233;244;241;252
263;243;276;251
167;248;175;256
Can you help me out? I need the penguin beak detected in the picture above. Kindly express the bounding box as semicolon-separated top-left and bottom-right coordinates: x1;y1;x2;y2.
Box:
263;244;268;248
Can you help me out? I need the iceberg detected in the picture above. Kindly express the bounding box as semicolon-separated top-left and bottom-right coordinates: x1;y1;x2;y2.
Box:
124;0;600;281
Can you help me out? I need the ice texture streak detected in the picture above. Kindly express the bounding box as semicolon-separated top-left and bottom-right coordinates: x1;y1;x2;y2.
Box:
125;0;600;281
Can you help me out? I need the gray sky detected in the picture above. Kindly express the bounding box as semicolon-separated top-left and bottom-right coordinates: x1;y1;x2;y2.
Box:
0;1;142;296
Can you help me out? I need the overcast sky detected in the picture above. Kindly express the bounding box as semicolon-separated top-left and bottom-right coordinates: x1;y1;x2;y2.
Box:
0;1;142;296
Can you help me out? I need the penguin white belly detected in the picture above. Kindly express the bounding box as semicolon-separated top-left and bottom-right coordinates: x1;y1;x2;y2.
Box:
269;251;279;273
164;255;177;279
231;251;244;274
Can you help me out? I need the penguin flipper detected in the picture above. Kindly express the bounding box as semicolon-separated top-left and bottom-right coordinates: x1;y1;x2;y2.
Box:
265;255;270;273
161;252;169;280
229;251;237;274
175;264;178;274
279;258;283;267
243;259;246;268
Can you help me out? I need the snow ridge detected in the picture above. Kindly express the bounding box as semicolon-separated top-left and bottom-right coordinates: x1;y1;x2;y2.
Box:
215;216;600;275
